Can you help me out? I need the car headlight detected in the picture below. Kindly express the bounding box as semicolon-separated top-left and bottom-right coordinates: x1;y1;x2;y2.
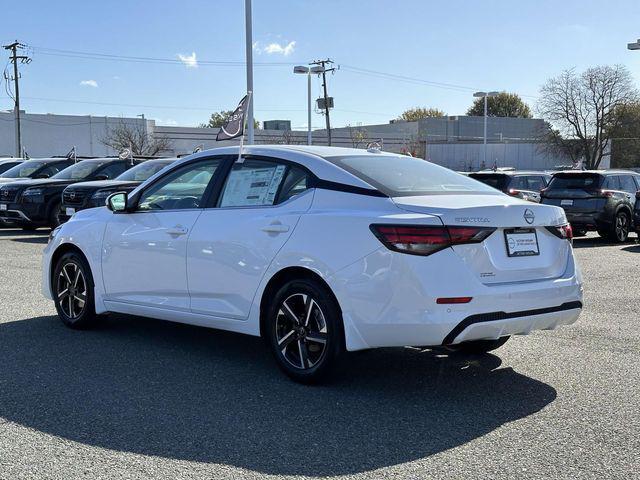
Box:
22;188;45;202
91;189;114;207
48;225;62;243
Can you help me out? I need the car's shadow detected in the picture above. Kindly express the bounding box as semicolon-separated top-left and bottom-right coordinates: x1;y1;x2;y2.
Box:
0;315;556;476
572;235;638;248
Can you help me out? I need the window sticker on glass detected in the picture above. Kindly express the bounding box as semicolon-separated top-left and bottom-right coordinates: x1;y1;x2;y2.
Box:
221;164;287;207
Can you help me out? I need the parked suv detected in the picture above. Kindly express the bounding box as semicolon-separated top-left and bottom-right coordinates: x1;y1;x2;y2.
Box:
60;158;177;223
541;170;640;242
0;159;24;175
0;158;140;229
469;171;551;202
0;158;74;185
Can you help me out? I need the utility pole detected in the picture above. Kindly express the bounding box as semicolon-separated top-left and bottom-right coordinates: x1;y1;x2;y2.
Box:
311;59;335;146
3;41;31;158
245;0;254;144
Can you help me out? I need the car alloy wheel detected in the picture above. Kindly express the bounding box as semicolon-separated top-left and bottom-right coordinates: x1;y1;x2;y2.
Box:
56;260;87;320
275;293;328;370
615;212;629;242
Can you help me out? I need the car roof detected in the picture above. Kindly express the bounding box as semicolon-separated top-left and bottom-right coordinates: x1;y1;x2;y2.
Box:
553;170;639;176
179;145;399;190
470;170;549;176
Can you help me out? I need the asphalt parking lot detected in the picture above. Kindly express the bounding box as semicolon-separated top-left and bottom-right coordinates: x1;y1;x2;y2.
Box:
0;228;638;480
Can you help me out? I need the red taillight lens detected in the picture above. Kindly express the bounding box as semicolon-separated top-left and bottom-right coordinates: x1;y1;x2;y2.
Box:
370;224;496;256
436;297;473;304
545;224;573;241
600;189;614;198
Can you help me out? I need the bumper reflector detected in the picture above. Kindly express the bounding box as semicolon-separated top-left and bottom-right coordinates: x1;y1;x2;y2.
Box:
436;297;473;304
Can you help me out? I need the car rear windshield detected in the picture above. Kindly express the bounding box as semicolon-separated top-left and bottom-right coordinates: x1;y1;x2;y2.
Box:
0;160;46;178
330;155;499;196
468;173;509;190
117;160;173;181
52;160;110;180
547;173;603;190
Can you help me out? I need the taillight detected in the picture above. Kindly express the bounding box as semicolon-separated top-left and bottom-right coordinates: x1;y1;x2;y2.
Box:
545;224;573;241
370;224;496;256
600;189;614;198
635;190;640;199
508;188;518;195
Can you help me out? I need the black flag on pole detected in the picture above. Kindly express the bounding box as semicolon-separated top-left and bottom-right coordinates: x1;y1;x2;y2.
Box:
216;94;249;141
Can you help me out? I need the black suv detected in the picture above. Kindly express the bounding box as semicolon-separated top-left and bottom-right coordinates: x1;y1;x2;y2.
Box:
0;158;139;229
541;170;640;242
0;157;74;185
60;158;177;222
468;171;551;202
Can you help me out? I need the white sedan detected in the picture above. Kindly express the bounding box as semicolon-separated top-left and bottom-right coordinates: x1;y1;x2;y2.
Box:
42;146;583;383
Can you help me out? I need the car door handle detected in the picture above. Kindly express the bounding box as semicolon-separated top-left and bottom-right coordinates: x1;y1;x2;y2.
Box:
261;223;290;233
166;225;189;236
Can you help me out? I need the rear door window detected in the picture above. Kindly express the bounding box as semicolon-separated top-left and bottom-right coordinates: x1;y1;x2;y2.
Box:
619;175;637;193
602;176;620;190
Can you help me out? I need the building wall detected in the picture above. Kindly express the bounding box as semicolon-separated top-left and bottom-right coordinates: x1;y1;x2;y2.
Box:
0;110;152;157
419;116;546;143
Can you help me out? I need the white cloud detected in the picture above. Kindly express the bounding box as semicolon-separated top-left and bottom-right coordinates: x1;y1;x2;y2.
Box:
253;41;296;56
177;52;198;68
79;80;98;88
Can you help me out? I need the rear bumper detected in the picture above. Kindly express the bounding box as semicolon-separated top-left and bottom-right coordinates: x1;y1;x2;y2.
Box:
565;211;608;230
331;246;583;351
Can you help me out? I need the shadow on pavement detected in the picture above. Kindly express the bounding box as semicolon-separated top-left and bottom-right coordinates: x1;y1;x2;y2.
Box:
0;315;556;476
572;235;637;248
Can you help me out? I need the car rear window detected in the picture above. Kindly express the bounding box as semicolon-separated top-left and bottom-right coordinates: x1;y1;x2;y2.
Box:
547;174;603;190
468;174;509;190
330;155;498;196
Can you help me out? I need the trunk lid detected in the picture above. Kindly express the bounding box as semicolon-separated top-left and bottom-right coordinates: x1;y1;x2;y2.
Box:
393;193;571;284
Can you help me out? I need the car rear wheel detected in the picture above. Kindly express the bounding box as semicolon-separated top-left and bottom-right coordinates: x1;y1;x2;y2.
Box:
53;252;97;329
608;211;630;243
451;336;510;354
265;279;344;384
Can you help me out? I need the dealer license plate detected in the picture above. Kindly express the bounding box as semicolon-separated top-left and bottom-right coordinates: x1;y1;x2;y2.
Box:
561;199;573;206
504;228;540;257
65;207;75;216
0;204;6;211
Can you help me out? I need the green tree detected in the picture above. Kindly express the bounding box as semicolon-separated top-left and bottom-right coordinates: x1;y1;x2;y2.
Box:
201;111;260;129
467;92;532;118
608;101;640;168
397;107;446;122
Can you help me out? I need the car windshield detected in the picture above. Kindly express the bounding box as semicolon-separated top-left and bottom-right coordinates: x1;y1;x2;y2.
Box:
116;160;173;181
469;174;509;190
548;174;603;190
52;160;110;180
330;155;499;196
0;160;47;178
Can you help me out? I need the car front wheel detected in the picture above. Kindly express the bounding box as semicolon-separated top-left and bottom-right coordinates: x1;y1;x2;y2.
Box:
53;252;97;329
266;279;344;384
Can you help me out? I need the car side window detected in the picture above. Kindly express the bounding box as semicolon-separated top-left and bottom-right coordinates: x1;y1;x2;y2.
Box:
97;162;127;179
277;166;310;204
219;159;294;208
137;159;221;211
619;175;637;193
510;176;526;189
526;176;545;191
602;176;619;190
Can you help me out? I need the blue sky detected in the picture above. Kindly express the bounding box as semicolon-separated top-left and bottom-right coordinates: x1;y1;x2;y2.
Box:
2;0;639;129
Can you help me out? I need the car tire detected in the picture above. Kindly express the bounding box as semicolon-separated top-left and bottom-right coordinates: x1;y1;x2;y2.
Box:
265;278;344;384
52;251;98;329
451;336;510;354
608;211;630;243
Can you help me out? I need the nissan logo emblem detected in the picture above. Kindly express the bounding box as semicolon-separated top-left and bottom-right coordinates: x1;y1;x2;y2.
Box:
524;209;535;224
69;192;76;200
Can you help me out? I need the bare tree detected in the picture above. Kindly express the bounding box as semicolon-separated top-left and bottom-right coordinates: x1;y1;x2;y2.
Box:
537;65;637;169
101;120;172;156
348;125;369;148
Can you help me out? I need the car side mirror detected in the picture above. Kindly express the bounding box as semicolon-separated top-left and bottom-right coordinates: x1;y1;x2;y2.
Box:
35;173;50;179
107;192;128;212
94;174;109;181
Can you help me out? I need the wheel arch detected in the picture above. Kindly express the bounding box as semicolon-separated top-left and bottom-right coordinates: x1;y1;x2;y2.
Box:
259;266;343;338
49;243;92;293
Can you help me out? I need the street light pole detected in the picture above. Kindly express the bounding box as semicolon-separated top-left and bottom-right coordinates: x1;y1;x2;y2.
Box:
473;91;499;169
294;65;324;145
245;0;254;144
